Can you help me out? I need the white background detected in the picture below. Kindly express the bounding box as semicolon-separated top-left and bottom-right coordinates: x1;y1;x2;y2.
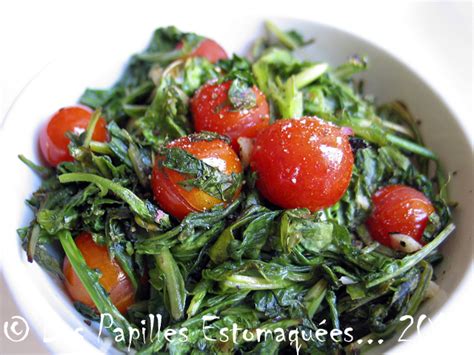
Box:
1;0;472;354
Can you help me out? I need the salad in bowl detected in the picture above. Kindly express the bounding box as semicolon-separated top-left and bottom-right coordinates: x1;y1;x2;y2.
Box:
17;21;455;354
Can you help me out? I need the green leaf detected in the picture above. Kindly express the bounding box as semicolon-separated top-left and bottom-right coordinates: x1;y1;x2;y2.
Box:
58;172;169;228
153;248;186;320
161;145;243;202
279;209;333;254
366;223;455;287
137;80;191;146
228;79;257;110
264;21;309;50
58;230;134;347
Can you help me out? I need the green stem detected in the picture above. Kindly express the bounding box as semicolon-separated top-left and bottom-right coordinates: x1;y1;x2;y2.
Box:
57;230;133;346
127;143;149;188
346;262;433;353
326;290;340;330
386;133;438;160
58;173;156;223
122;82;155;105
89;141;113;155
83;109;102;148
264;20;300;50
366;223;454;287
113;246;138;290
18;155;52;178
26;223;41;263
221;275;295;290
294;63;328;89
136;49;186;63
304;279;327;318
374;118;414;138
186;280;211;318
346;117;436;159
155;248;186;320
123;104;148;118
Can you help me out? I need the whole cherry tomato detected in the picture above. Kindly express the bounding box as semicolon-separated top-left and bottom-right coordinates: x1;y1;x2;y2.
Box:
151;135;243;219
39;106;108;166
177;38;228;63
63;232;135;314
250;117;354;211
366;185;435;247
191;80;270;151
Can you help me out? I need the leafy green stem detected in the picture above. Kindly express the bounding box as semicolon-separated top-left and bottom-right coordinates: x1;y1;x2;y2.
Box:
18;155;52;178
58;173;157;223
83;109;102;148
386;133;437;160
264;20;300;50
89;141;113;155
294;63;328;89
155;248;186;320
57;230;133;346
366;223;454;287
304;279;327;318
221;275;295;290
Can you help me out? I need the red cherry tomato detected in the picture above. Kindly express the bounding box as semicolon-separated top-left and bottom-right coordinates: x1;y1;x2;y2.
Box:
191;80;270;151
39;106;108;166
250;117;354;211
151;136;242;219
366;185;435;247
177;38;228;63
63;232;134;314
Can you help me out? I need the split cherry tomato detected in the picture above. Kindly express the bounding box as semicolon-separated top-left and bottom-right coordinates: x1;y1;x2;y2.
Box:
177;38;228;63
366;185;435;247
151;135;243;219
250;117;354;211
63;232;135;314
39;106;108;166
191;80;270;151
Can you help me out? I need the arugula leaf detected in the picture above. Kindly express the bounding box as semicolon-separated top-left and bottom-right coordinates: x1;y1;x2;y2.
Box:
136;80;190;146
365;223;455;287
279;209;334;254
58;172;170;229
210;205;279;263
252;48;327;118
160;145;243;202
228;79;257;110
264;21;310;50
217;54;255;85
153;248;186;320
58;230;135;347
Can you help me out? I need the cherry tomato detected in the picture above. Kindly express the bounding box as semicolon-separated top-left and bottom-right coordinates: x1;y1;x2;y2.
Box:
366;185;435;247
177;38;228;63
191;80;270;151
63;232;134;314
39;106;108;166
151;135;242;219
250;117;354;211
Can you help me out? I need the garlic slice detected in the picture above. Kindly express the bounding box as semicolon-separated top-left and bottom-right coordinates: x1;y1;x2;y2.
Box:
389;233;422;254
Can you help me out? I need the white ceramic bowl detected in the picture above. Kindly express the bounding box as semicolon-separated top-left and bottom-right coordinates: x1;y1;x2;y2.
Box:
1;17;472;354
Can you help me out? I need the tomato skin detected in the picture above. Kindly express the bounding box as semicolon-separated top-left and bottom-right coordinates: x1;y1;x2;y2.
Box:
191;81;270;151
39;106;108;166
151;136;242;219
63;232;134;314
177;38;228;63
366;185;435;247
250;117;354;211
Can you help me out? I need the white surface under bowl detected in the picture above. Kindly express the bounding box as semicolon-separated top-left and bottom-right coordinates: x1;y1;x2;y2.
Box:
1;16;472;354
